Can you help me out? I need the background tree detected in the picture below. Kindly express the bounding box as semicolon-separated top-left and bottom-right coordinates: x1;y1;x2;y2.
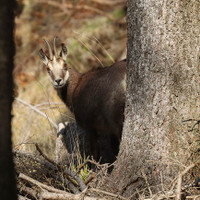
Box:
0;0;17;199
110;0;200;197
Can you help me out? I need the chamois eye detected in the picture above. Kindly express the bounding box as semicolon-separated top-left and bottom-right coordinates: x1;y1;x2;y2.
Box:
63;64;68;71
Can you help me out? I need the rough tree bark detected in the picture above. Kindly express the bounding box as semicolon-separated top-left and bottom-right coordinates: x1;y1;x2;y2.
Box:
110;0;200;197
0;0;17;199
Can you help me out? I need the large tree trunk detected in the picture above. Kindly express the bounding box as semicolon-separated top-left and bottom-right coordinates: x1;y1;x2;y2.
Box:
111;0;200;197
0;0;17;199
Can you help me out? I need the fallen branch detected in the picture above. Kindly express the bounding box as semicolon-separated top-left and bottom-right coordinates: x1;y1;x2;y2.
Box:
145;194;176;200
18;173;97;200
18;195;31;200
176;173;182;200
14;149;79;194
186;195;200;199
19;173;66;194
17;183;39;199
40;189;99;200
84;173;96;185
35;143;87;191
175;162;199;200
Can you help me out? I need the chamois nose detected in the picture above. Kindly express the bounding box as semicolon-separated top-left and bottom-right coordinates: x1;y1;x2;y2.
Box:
55;79;62;85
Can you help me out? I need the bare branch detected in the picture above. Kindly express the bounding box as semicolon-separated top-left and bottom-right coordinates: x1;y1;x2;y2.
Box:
15;98;58;129
14;149;79;194
18;195;31;200
84;173;95;185
186;195;200;199
19;173;98;200
19;173;66;194
17;183;38;199
175;162;199;200
35;143;87;191
90;188;127;200
176;173;182;200
40;189;99;200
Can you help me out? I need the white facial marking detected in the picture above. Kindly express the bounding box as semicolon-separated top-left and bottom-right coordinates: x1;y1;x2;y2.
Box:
47;57;69;88
63;70;69;84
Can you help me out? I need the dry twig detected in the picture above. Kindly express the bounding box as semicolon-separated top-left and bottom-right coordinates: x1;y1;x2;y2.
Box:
40;188;99;200
17;183;39;199
174;162;200;200
90;187;127;200
176;173;182;200
15;98;58;129
19;173;66;194
18;195;31;200
14;149;79;194
35;143;87;191
141;169;153;197
186;195;200;199
18;173;97;200
84;173;96;185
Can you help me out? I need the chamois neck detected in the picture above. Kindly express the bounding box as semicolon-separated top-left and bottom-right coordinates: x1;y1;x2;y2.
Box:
56;67;81;111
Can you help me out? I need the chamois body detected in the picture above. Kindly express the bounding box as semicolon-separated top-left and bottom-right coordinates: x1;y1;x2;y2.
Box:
39;38;126;161
58;60;126;139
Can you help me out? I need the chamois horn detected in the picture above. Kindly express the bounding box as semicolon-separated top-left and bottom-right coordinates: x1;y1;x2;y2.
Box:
43;39;53;60
53;36;58;58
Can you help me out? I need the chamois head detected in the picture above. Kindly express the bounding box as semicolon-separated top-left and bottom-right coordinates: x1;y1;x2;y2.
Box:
39;37;68;88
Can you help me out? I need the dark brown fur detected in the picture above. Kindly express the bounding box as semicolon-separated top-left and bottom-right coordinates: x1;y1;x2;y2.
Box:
57;60;126;161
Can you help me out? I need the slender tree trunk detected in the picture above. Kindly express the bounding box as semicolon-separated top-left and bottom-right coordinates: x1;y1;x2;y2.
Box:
0;0;17;199
110;0;200;197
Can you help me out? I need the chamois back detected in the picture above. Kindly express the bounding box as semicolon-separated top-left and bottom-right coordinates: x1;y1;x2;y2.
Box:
73;59;126;139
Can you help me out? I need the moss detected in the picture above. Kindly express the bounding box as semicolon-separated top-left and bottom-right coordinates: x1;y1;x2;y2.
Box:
111;8;125;19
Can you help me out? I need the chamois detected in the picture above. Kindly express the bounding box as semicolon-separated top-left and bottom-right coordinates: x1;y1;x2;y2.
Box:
39;37;126;162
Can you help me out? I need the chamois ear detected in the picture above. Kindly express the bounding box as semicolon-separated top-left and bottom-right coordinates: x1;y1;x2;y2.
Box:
60;43;67;61
39;49;48;65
